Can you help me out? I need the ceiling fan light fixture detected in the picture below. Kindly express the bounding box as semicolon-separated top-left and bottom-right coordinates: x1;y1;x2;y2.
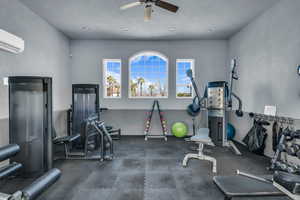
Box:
120;1;143;10
120;0;178;21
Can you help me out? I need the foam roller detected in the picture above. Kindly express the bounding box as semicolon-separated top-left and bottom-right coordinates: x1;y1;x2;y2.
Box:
0;162;22;179
22;168;61;200
0;144;20;162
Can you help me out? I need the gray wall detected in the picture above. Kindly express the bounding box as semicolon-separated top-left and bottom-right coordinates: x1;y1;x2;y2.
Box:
101;110;208;136
228;0;300;156
70;40;228;135
0;0;72;147
229;0;300;118
71;40;228;110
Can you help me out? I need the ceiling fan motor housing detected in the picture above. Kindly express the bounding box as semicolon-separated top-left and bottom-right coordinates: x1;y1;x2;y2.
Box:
121;0;179;21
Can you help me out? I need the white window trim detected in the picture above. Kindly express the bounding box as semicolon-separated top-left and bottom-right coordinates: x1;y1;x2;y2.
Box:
176;59;195;99
128;51;169;99
103;59;122;99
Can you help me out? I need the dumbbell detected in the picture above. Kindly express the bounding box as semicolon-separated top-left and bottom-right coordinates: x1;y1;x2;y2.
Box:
296;150;300;159
287;165;300;174
275;161;300;174
290;131;300;139
286;144;300;156
277;143;287;152
275;161;288;171
285;131;300;141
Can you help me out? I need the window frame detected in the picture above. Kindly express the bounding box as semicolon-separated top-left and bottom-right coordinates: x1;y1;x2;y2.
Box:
176;59;195;99
128;51;169;99
103;59;122;99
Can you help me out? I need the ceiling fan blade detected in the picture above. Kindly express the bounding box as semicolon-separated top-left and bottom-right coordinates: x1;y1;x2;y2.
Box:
144;5;152;22
120;2;142;10
155;0;179;13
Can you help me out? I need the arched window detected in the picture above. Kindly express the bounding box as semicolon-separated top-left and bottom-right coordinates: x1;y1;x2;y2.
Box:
129;51;168;98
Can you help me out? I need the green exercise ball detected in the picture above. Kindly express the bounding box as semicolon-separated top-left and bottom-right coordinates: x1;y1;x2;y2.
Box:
172;122;188;138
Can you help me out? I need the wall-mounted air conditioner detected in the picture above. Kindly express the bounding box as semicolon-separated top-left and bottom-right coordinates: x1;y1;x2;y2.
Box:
0;29;24;54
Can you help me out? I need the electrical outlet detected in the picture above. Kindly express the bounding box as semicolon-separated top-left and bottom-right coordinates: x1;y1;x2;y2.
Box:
3;77;8;86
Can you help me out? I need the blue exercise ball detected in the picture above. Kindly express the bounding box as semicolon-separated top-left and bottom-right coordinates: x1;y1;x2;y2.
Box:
227;123;236;140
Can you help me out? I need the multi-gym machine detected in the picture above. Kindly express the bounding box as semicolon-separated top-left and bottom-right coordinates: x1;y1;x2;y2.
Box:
53;84;114;161
187;59;243;155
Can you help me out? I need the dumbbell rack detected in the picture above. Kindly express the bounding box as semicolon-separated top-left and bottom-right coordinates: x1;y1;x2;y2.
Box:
144;100;168;141
270;129;300;174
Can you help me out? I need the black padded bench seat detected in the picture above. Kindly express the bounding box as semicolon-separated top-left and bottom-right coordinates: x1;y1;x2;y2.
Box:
274;171;300;194
105;126;113;131
213;175;284;200
53;134;81;144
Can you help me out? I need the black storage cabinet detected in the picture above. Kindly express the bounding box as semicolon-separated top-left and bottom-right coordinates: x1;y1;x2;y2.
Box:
71;84;99;145
9;76;53;176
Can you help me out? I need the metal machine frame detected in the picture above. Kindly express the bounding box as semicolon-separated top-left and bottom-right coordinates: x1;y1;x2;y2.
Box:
187;59;243;155
54;115;114;161
9;76;53;176
206;81;242;155
54;84;116;161
70;84;100;138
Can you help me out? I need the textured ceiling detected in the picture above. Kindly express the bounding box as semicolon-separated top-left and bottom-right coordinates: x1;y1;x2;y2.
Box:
20;0;279;40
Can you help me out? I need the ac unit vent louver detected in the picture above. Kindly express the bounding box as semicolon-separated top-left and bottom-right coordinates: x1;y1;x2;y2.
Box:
0;29;24;54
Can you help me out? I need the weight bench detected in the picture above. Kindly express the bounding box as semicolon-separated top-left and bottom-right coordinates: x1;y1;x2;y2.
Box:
53;134;81;159
53;131;103;160
213;175;284;200
182;128;217;173
273;171;300;199
214;170;300;200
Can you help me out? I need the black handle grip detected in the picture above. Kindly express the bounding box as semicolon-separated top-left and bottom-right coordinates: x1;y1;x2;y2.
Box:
22;168;61;200
0;144;20;162
235;110;244;117
99;107;108;111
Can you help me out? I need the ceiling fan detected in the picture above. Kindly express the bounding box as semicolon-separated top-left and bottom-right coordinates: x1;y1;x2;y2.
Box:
120;0;179;21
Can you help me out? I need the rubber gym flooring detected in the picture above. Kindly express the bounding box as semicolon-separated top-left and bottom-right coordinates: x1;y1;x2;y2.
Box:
0;136;289;200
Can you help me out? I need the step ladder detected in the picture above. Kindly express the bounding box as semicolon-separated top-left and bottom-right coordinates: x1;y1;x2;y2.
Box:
144;100;168;141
